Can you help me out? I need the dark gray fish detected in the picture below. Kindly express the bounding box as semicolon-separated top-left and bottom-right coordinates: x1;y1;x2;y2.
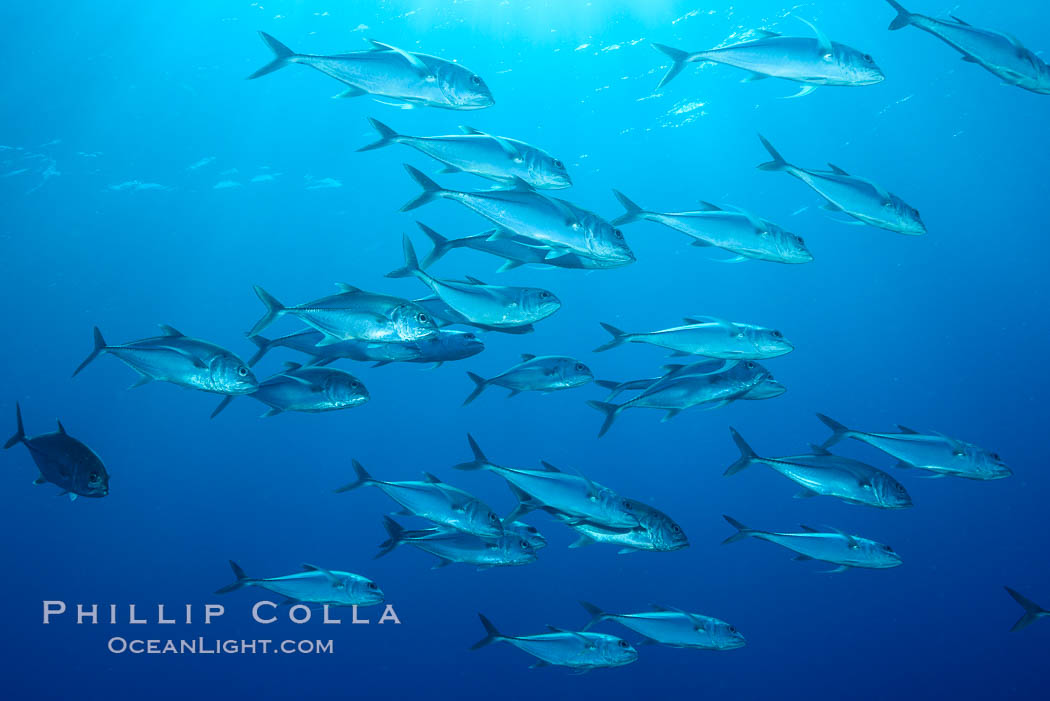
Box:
4;403;109;500
210;363;369;418
463;355;593;405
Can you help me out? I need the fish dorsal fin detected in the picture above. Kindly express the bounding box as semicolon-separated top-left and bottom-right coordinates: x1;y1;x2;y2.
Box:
520;353;537;362
461;128;521;161
422;471;442;484
697;200;722;212
796;16;833;56
282;361;303;372
827;163;850;176
539;460;562;473
897;424;920;434
661;364;686;374
302;563;340;583
649;603;671;612
158;324;185;337
464;275;488;286
755;29;781;39
366;39;431;78
950;15;971;27
336;283;363;293
799;524;820;533
809;444;832;456
458;125;485;135
56;419;67;434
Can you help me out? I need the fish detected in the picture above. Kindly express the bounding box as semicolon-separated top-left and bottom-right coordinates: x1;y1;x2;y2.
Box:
652;18;884;97
376;329;485;369
470;614;638;670
1004;587;1049;632
721;515;903;572
561;502;688;554
463;355;593;405
453;434;640;528
757;135;926;235
884;1;1050;94
393;521;548;550
4;403;109;500
817;414;1012;480
594;317;793;359
597;362;786;401
215;560;384;606
414;297;538;336
725;428;913;509
418;222;611;272
612;190;812;264
335;460;504;537
248;32;494;109
400;165;634;266
387;235;561;330
247;283;439;344
359;120;570;188
245;330;424;367
579;602;745;650
376;517;536;569
587;360;773;438
210;363;369;418
72;325;258;395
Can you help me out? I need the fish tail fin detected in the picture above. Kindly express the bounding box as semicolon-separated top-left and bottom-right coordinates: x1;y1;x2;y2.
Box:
210;396;235;419
214;560;253;594
400;164;446;212
416;222;456;269
651;43;692;88
375;516;405;559
245;334;273;367
721;514;758;545
815;413;851;448
333;459;375;493
885;0;913;31
247;32;298;80
357;117;403;152
578;601;607;631
724;427;760;476
470;613;506;650
1005;587;1048;632
248;286;285;337
757;134;791;172
453;433;492;471
4;402;25;450
386;233;423;279
463;372;489;406
610;189;648;226
593;322;629;353
586;400;622;438
72;326;107;378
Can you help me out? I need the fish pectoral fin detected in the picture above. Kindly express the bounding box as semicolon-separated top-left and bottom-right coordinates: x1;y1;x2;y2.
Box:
334;86;368;98
792;554;814;561
794;489;819;499
660;409;681;422
740;71;769;83
782;85;819;99
127;375;153;390
529;661;550;669
33;474;47;485
823;565;850;574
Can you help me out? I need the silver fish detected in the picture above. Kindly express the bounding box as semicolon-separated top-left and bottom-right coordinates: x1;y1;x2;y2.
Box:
587;360;773;438
248;33;494;109
210;363;368;418
454;435;640;529
414;297;538;336
246;330;424;367
376;329;484;368
215;561;383;606
594;317;793;359
597;361;786;401
397;521;548;551
758;135;926;235
725;428;912;509
359;120;570;188
377;517;536;569
471;614;637;670
561;503;688;554
1005;587;1050;632
653;18;883;97
387;235;561;330
73;325;257;395
247;283;439;344
612;190;812;264
885;1;1050;94
580;602;745;651
463;354;593;405
4;403;109;500
400;165;634;266
817;414;1011;480
335;460;503;537
722;515;902;572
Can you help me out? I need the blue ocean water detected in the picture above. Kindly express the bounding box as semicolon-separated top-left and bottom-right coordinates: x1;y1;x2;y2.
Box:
3;0;1048;698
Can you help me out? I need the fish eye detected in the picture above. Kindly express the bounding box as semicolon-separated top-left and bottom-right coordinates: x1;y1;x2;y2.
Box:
746;361;756;369
464;333;476;340
614;229;624;240
89;472;99;481
417;312;430;323
671;525;681;534
992;453;1001;461
238;367;248;377
797;236;805;244
471;75;481;86
772;330;782;338
863;54;872;62
622;500;633;510
540;291;551;298
575;363;586;371
368;582;378;590
553;159;564;169
729;626;736;633
488;513;498;522
618;640;629;649
520;540;531;550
